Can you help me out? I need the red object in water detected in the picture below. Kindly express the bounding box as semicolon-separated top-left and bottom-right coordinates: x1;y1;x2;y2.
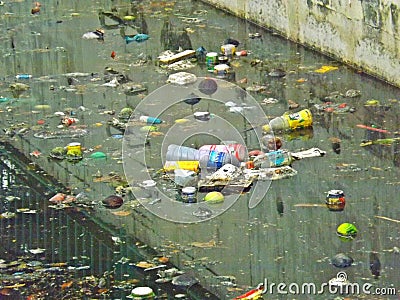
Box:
234;284;264;299
62;117;78;126
37;119;45;125
111;51;116;59
245;161;255;169
356;124;389;133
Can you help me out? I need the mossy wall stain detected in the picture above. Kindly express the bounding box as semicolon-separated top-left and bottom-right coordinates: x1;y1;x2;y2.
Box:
200;0;400;87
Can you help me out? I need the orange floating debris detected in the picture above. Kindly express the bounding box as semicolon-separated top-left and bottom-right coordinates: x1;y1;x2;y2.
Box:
61;281;73;289
158;256;169;263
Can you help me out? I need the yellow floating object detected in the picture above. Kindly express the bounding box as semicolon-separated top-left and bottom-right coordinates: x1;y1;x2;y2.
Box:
71;12;80;17
315;65;339;73
364;99;380;106
148;131;164;137
163;161;199;172
34;104;51;110
123;15;135;21
204;191;224;204
175;118;190;124
94;122;103;127
4;283;26;289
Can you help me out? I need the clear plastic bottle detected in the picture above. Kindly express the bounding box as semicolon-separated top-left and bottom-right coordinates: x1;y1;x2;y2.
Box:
267;150;293;168
139;116;162;124
199;143;247;161
166;144;199;161
199;150;240;171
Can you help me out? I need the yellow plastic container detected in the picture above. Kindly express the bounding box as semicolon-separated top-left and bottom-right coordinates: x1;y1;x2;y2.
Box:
284;109;313;130
263;109;313;132
163;161;199;172
66;142;82;157
220;44;236;56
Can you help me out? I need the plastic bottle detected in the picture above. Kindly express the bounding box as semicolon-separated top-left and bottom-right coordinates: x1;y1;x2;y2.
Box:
139;116;162;124
199;150;240;171
198;144;247;161
163;161;199;172
166;144;199;161
263;109;313;132
258;150;293;168
16;74;32;79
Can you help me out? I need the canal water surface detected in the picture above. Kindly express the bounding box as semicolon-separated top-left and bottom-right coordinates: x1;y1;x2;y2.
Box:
0;0;399;299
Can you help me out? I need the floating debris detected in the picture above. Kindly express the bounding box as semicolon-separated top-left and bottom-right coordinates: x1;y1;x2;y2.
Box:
102;195;124;209
171;273;198;287
314;65;339;73
331;253;353;268
28;248;46;254
192;206;212;219
1;212;16;219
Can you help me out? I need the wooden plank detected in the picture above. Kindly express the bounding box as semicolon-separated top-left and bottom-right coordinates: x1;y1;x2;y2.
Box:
159;50;196;64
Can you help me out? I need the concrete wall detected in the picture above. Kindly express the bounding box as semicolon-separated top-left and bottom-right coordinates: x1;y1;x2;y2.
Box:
201;0;400;87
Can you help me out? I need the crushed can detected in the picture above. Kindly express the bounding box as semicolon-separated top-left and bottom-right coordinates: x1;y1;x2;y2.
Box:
326;189;345;211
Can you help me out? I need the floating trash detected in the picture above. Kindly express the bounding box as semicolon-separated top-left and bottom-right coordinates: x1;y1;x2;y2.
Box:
90;152;107;159
192;206;212;219
314;65;339;73
337;223;358;240
174;118;190;124
171;273;198;287
28;248;46;254
127;286;155;299
49;193;76;204
268;68;286;77
1;212;16;219
181;187;197;203
82;28;104;40
125;34;150;44
167;72;197;85
233;284;264;299
34;128;88;139
345;89;361;98
140;125;158;132
326;190;345;211
193;111;210;122
118;107;133;120
331;253;353;268
204;191;224;204
198;78;217;96
102;195;124;209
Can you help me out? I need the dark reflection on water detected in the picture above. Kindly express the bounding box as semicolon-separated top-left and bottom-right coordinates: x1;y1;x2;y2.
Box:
0;145;218;299
0;0;399;299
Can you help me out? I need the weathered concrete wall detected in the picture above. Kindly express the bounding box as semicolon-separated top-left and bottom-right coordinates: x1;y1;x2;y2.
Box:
202;0;400;87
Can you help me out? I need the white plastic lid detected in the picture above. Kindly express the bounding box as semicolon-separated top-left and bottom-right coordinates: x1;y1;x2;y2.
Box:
182;187;196;193
131;286;154;296
142;180;156;187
